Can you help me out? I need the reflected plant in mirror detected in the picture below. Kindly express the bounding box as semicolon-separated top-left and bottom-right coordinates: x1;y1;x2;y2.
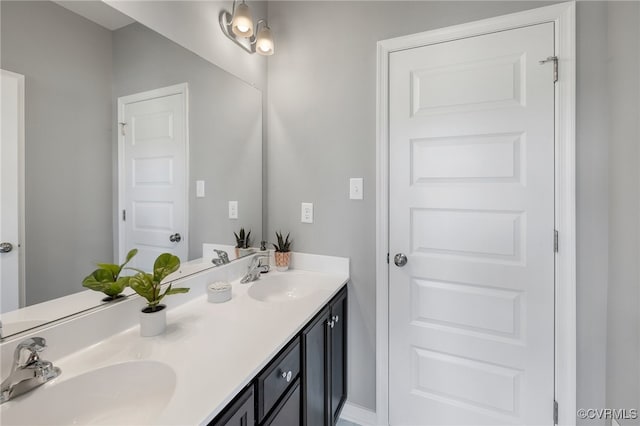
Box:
234;228;254;258
81;249;138;301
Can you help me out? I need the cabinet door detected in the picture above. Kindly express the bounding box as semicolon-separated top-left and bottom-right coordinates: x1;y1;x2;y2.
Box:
330;289;348;424
262;379;301;426
302;306;330;426
210;385;254;426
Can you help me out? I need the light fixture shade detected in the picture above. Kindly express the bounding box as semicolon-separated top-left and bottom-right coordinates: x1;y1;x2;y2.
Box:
232;2;254;38
255;25;274;56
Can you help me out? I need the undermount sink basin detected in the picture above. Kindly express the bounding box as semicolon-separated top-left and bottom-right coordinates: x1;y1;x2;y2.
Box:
248;273;324;303
1;360;176;425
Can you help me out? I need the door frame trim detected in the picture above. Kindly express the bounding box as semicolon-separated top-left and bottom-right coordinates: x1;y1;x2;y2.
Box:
375;3;576;425
116;83;190;263
1;69;26;308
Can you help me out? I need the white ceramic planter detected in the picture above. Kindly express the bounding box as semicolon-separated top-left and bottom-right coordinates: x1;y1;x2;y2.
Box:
139;305;167;337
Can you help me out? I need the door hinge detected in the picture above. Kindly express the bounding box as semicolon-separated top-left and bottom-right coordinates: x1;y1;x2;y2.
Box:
553;399;559;424
122;209;126;221
119;122;127;136
387;253;390;264
539;56;558;83
554;229;559;252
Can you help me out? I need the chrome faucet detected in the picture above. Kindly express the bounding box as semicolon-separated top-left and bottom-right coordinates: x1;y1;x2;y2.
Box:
240;254;269;283
211;249;230;266
1;337;61;403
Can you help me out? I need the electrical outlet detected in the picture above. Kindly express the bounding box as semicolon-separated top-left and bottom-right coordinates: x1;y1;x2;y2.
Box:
228;201;238;219
350;178;363;200
301;202;313;223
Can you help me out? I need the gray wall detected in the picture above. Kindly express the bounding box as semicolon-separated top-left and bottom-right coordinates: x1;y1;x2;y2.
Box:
577;2;610;421
606;2;640;423
1;1;113;305
266;0;561;411
266;0;640;416
112;23;263;259
104;0;268;91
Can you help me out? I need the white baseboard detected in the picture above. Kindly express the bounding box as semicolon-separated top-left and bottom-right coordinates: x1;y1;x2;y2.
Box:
340;402;379;426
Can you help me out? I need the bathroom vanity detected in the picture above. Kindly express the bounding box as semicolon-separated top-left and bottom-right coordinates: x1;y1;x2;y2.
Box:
211;286;347;426
0;253;349;426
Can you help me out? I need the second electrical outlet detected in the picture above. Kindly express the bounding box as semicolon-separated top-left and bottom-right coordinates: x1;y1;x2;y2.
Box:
229;201;238;219
301;203;313;223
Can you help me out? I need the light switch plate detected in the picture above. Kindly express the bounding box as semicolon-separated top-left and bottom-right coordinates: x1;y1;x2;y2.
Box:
196;180;205;198
350;178;363;200
301;202;313;223
228;201;238;219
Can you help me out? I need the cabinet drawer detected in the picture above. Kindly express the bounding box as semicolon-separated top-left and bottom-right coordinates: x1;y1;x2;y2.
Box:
263;378;301;426
257;337;301;422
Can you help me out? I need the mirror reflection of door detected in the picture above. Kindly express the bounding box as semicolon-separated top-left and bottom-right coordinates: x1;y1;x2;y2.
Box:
118;84;188;272
0;69;25;313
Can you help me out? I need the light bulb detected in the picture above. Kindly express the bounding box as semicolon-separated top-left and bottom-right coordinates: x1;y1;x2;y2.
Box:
255;25;274;56
232;2;254;38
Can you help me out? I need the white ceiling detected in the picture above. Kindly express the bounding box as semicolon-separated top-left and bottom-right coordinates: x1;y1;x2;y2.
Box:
53;1;135;31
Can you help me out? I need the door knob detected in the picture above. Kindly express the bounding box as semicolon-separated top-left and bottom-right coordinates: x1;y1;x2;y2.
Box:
169;233;182;243
394;253;408;267
0;242;13;253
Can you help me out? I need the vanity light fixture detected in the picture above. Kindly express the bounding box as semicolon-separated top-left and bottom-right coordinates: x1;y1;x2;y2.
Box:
220;0;275;56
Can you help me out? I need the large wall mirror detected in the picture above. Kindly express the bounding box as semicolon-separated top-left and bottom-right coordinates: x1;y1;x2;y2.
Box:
0;0;262;338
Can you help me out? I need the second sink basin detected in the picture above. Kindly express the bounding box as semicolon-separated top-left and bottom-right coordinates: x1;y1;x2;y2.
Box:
1;360;176;425
248;273;325;303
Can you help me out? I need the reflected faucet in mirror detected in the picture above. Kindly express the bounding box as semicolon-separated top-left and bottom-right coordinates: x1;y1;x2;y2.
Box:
0;337;61;403
211;250;231;266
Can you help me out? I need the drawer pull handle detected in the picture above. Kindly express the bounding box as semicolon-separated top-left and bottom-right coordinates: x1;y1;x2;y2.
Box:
281;370;292;382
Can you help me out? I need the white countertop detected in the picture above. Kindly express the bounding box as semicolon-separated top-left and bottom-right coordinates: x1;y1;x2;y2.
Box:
14;268;348;425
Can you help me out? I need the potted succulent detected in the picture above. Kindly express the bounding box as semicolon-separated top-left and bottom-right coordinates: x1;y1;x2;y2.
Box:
234;228;254;258
82;249;138;301
272;232;292;272
129;253;190;337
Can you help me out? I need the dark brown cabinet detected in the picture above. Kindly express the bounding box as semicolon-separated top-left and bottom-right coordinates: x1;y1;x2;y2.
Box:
209;285;347;426
329;290;347;425
302;287;348;426
257;338;301;423
211;385;254;426
262;379;301;426
301;306;330;426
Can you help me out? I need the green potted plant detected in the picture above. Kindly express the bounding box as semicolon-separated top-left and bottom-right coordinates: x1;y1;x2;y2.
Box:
129;253;190;337
234;228;254;258
272;232;292;272
82;249;138;301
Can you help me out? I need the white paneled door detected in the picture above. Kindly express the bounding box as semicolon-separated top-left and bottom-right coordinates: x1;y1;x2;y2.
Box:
389;23;556;425
119;85;188;272
0;70;24;313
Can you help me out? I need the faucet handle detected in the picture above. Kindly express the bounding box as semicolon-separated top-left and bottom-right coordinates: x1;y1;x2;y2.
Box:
14;337;47;366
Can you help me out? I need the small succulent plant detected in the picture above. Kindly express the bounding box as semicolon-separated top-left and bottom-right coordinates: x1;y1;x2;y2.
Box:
234;228;251;249
272;232;292;253
129;253;189;312
82;249;138;299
